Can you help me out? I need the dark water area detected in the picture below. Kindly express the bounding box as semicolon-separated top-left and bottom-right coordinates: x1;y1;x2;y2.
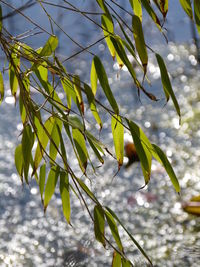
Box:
0;1;200;267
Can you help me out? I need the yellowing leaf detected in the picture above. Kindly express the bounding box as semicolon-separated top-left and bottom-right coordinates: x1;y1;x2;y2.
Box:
112;251;121;267
40;35;58;57
90;60;98;96
111;114;124;170
129;0;142;21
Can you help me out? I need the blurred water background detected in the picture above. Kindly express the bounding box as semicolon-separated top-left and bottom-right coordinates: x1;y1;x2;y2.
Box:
0;1;200;266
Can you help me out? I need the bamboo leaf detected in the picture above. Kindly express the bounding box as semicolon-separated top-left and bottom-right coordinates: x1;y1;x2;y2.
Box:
141;0;161;29
88;137;104;164
105;210;123;252
39;164;46;200
72;128;88;173
49;118;63;164
40;35;58;57
84;83;102;129
129;0;142;21
90;60;98;96
102;14;115;59
151;144;180;193
44;165;59;211
111;114;124;170
22;124;34;183
96;0;112;21
73;75;84;114
106;207;153;266
127;119;152;186
194;0;200;35
132;15;148;74
60;171;71;223
15;144;24;181
112;251;122;267
156;54;181;120
122;259;132;267
93;56;119;114
0;71;4;105
61;77;76;109
94;205;106;247
179;0;193;20
76;177;98;202
160;0;168;18
9;44;20;97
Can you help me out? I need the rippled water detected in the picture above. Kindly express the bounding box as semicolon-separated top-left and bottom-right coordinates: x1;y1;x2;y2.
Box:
1;1;200;267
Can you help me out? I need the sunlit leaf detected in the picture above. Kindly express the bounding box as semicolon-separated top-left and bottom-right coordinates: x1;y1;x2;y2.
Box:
49;118;63;164
73;75;84;114
39;35;58;57
15;144;23;181
151;144;180;193
61;77;76;109
72;128;88;173
33;116;55;173
93;56;119;114
22;124;34;183
44;165;59;211
90;60;98;96
141;0;161;29
0;71;4;105
122;258;132;267
39;164;46;200
194;0;200;35
112;251;121;267
84;83;102;129
102;14;115;59
156;54;181;120
9;44;20;97
60;171;70;223
106;207;153;266
105;210;123;252
111;114;124;170
129;0;142;21
179;0;193;20
127;119;152;186
132;15;148;74
94;205;106;247
96;0;112;21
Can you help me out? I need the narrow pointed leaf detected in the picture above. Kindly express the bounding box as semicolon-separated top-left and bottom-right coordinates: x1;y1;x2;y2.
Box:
156;54;181;119
122;259;132;267
179;0;193;19
39;35;58;57
102;14;115;59
129;0;142;21
141;0;161;29
94;205;106;247
194;0;200;35
60;171;70;223
93;56;119;114
96;0;112;21
88;137;104;164
105;210;123;252
132;15;148;74
73;75;84;114
151;144;180;193
39;164;46;200
15;144;24;180
49;118;62;163
112;251;122;267
106;207;153;266
72;128;88;173
0;71;4;105
44;165;59;211
127;119;152;185
90;60;98;96
9;45;20;97
76;177;98;202
111;114;124;169
61;77;76;109
160;0;168;18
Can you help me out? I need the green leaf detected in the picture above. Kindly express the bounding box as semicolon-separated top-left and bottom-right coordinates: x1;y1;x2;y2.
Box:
106;207;153;266
22;124;34;183
94;205;106;247
0;71;4;105
141;0;161;29
15;144;24;181
84;83;102;129
105;210;123;252
179;0;193;20
93;56;119;114
61;77;76;109
156;54;181;119
88;137;104;164
49;118;63;164
9;44;20;97
122;259;132;267
39;164;46;200
129;0;142;21
132;15;148;74
33;116;56;173
44;165;59;211
90;60;98;96
73;75;84;114
76;177;98;202
72;128;88;173
60;171;70;223
112;251;122;267
127;119;152;186
111;114;124;169
151;144;180;193
102;14;115;59
39;35;58;57
96;0;112;21
194;0;200;35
